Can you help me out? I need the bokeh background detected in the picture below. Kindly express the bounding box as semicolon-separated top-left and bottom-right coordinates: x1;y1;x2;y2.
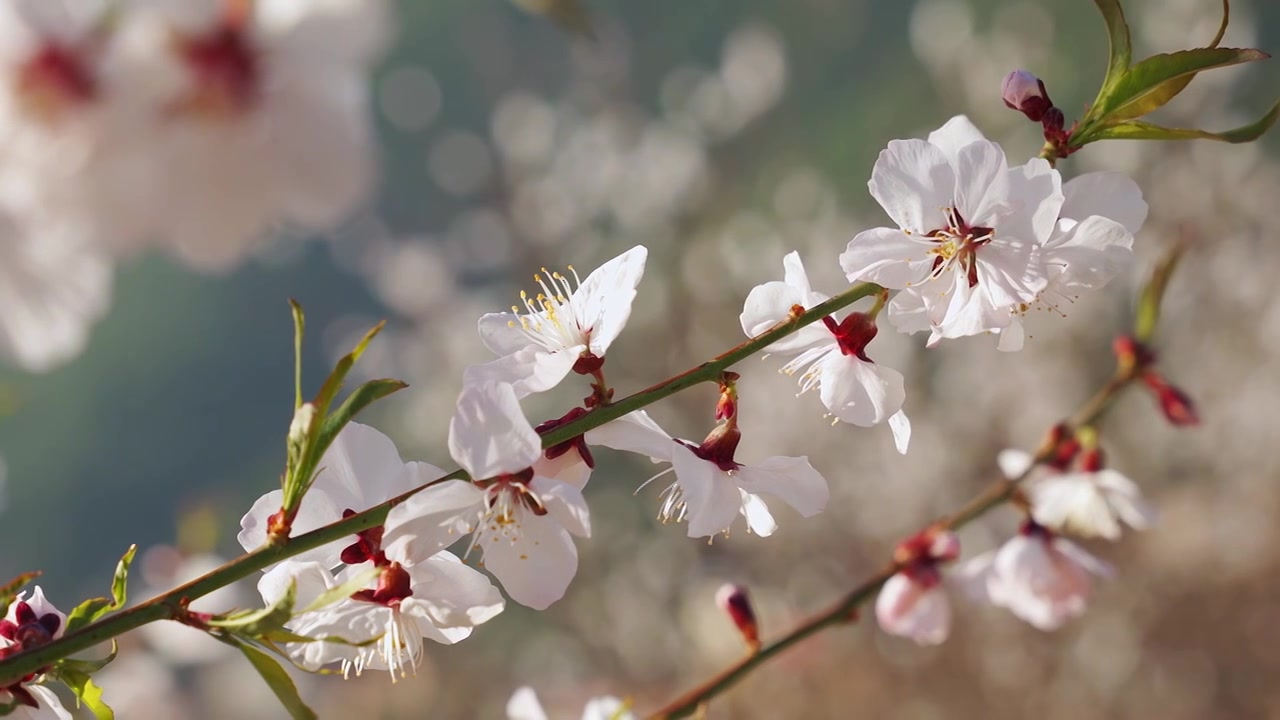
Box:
2;0;1278;717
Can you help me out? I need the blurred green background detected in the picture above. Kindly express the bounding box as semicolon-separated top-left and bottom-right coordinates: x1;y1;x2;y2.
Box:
3;0;1278;717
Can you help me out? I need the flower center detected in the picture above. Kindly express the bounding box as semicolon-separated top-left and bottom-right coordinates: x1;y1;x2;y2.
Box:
15;43;96;124
507;266;589;349
340;601;424;683
926;207;994;288
351;562;413;607
171;9;259;120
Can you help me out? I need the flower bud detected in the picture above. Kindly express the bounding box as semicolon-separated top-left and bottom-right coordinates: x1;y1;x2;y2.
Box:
287;402;316;447
715;583;760;651
1002;69;1053;122
715;371;740;421
1143;372;1200;426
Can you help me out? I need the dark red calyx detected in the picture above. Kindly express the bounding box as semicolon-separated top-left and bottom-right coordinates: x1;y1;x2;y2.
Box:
352;562;413;607
535;407;595;469
687;422;742;472
822;313;878;361
339;509;388;566
0;602;60;651
1079;447;1105;473
572;352;605;376
1018;519;1051;539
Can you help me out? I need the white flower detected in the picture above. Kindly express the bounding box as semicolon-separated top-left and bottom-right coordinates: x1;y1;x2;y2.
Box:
840;114;1059;345
0;219;112;372
0;0;159;256
999;449;1155;541
469;246;648;397
739;251;911;453
962;527;1112;631
0;686;70;720
239;421;443;568
115;0;390;272
585;410;828;539
875;571;950;646
875;530;958;646
0;587;72;720
259;556;503;680
383;382;592;610
507;686;634;720
999;172;1144;351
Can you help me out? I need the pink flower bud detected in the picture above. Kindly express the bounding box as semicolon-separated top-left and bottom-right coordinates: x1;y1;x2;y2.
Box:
715;583;759;650
1001;69;1053;122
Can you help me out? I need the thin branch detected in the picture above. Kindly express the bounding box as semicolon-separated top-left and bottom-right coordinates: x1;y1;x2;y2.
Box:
646;353;1144;719
0;283;884;685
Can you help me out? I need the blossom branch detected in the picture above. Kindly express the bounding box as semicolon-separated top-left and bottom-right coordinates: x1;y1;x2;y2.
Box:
0;282;884;686
647;336;1149;720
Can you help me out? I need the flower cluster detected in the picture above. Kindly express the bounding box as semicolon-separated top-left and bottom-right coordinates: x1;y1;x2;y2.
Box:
226;113;1155;685
876;439;1153;644
0;0;388;371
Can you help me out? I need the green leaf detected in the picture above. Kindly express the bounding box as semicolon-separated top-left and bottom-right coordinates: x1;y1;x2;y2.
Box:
1085;101;1280;144
311;320;386;419
300;565;379;614
313;379;408;469
0;571;41;617
64;545;137;634
238;643;318;720
1134;247;1185;343
57;640;118;675
1101;0;1232;123
1092;0;1132;92
60;670;115;720
1089;47;1270;128
209;579;296;636
290;299;305;410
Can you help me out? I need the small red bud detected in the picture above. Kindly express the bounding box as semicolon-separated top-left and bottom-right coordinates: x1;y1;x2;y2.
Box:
715;584;759;651
1143;372;1200;426
1079;447;1105;472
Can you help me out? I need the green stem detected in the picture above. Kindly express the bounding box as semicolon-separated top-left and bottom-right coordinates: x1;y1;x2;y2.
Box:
647;361;1142;719
0;283;884;686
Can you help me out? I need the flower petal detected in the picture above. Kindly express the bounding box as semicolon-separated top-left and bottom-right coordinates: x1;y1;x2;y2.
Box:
868;139;954;233
572;245;648;355
1060;172;1148;233
462;346;581;398
734;455;829;518
237;488;347;567
840;227;937;289
382;479;486;563
483;513;579;610
533;476;592;538
739;491;778;537
953;140;1011;227
888;410;912;455
584;410;677;462
448;382;542;478
1043;216;1133;291
478;312;538;356
406;552;505;628
926;114;988;166
506;687;550;720
817;355;905;428
670;446;742;538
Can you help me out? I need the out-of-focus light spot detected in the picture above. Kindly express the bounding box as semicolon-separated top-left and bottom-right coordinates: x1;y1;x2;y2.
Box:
379;65;442;132
428;130;494;197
